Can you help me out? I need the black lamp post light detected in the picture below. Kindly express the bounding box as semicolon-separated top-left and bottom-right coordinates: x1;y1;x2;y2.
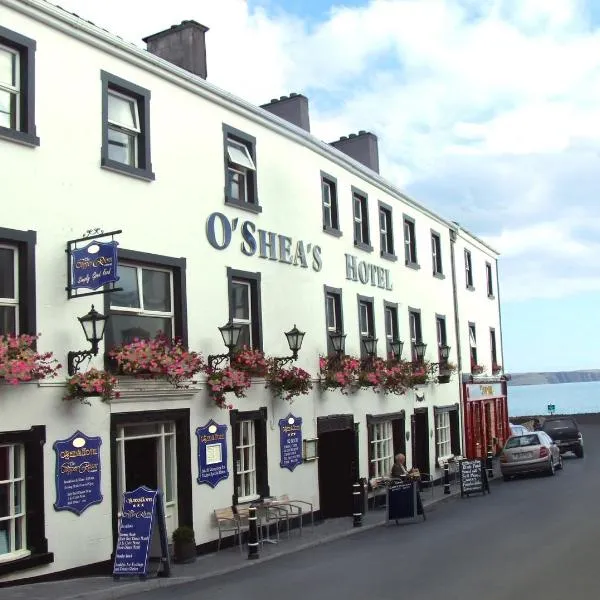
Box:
328;330;347;357
207;321;243;371
272;324;306;369
67;305;109;376
438;343;451;366
413;340;427;364
389;338;404;361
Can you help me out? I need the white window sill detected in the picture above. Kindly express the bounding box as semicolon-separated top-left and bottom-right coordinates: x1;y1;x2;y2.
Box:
237;494;260;505
0;549;31;564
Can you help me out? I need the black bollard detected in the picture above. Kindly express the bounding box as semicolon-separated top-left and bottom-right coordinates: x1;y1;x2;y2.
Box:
247;506;260;560
353;483;363;527
486;449;494;479
443;462;451;495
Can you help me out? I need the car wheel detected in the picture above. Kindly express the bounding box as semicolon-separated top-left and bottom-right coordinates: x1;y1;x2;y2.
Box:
556;455;563;470
547;458;555;476
575;447;584;459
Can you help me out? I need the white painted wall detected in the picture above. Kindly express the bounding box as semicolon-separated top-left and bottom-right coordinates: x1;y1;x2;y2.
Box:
0;2;498;581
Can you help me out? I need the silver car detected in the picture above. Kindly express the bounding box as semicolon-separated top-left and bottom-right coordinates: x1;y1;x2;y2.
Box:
500;431;563;481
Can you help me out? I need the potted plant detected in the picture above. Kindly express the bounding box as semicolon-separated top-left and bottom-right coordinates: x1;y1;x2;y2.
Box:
64;368;120;404
108;333;205;388
206;366;251;409
172;525;196;564
0;333;61;385
265;363;313;402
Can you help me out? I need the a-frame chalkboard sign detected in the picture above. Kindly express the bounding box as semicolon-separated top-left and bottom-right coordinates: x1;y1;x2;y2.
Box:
113;486;171;580
459;459;491;498
386;480;426;525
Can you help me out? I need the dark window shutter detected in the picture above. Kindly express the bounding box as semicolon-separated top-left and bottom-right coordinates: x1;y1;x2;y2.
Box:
255;414;270;498
230;411;240;506
367;422;374;479
449;409;461;456
391;418;405;456
434;410;440;460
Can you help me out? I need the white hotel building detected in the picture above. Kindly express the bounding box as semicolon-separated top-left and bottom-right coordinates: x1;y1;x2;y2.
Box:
0;0;506;584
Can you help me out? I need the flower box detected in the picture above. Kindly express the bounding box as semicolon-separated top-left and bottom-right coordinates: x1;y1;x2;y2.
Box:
265;364;312;402
64;368;119;404
0;333;60;385
229;347;269;378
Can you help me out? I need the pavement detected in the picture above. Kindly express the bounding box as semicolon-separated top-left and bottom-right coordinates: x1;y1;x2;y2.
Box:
1;462;500;600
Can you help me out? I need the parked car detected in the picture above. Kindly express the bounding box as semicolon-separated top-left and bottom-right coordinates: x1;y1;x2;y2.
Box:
541;417;584;458
509;423;530;436
500;432;562;480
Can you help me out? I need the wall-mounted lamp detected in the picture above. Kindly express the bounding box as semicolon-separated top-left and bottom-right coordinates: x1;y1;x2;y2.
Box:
414;340;427;363
361;336;378;358
272;324;306;369
207;321;243;371
67;305;108;376
328;331;347;357
390;338;404;360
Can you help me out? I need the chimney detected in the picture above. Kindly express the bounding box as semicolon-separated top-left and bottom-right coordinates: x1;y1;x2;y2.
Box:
330;130;379;173
143;20;209;80
261;93;311;132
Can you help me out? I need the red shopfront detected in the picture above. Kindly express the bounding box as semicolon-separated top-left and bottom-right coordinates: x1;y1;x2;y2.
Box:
463;380;510;459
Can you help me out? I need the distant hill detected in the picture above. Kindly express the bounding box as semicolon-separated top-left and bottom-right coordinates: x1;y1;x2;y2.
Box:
507;370;600;386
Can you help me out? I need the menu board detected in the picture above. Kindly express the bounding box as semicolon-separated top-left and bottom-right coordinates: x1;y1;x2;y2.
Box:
113;486;170;579
196;421;229;487
279;414;303;472
53;431;102;515
459;459;490;497
387;480;425;524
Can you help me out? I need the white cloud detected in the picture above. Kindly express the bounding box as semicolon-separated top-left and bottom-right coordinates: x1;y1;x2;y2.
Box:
50;0;600;301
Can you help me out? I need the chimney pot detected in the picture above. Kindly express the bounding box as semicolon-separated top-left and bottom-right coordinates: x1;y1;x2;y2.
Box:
358;130;367;135
349;133;357;138
261;93;311;132
143;20;209;80
290;92;299;97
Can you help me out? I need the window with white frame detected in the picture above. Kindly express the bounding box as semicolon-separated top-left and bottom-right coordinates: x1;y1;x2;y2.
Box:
465;249;473;288
0;245;18;335
353;191;370;248
486;262;494;297
107;91;141;168
469;323;478;367
321;175;339;232
358;297;375;358
226;138;256;204
435;412;451;458
369;421;394;479
384;303;399;357
108;264;174;345
0;443;27;559
231;279;252;349
379;204;394;257
431;232;443;275
235;420;258;502
409;310;422;361
324;286;343;356
0;45;19;130
404;216;417;265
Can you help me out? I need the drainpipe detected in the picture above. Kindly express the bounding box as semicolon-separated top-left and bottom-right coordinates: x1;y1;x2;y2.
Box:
449;227;466;456
494;259;509;431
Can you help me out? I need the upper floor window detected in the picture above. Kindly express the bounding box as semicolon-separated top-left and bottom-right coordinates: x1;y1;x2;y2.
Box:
223;124;260;213
486;262;494;298
379;201;395;260
324;286;343;356
436;315;447;362
0;245;18;335
358;295;375;358
384;302;399;358
321;173;340;235
431;231;443;277
101;71;154;181
490;328;498;367
404;216;418;267
469;322;478;368
0;26;39;146
228;268;262;350
408;309;422;362
465;249;474;289
353;188;371;251
0;443;26;559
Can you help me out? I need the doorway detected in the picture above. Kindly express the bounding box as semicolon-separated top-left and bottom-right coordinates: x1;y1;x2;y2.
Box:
115;422;178;538
317;415;357;519
411;409;430;474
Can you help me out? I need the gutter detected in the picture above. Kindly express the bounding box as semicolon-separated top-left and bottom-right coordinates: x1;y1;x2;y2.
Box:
5;0;491;245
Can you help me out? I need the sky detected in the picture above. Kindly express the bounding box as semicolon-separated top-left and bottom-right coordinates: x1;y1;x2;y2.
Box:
49;0;600;373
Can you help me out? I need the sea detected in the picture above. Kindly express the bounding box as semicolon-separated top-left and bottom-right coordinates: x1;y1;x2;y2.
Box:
508;381;600;417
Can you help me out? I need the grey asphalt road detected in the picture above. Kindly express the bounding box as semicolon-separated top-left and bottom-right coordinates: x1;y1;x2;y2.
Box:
131;424;600;600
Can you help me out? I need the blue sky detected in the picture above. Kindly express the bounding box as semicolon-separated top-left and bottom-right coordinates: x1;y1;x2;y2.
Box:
53;0;600;373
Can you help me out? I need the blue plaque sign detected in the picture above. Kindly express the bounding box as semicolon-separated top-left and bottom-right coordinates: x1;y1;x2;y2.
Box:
53;431;102;515
279;414;303;472
71;240;119;291
196;420;229;487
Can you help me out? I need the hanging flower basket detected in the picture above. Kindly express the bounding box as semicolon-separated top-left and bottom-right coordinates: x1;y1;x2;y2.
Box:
0;333;61;385
356;358;388;393
265;363;313;402
206;366;251;409
318;355;360;395
64;368;120;404
408;360;438;386
382;360;413;395
108;333;205;388
229;346;269;378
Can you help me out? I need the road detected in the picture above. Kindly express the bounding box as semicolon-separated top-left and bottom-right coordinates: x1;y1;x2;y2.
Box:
131;424;600;600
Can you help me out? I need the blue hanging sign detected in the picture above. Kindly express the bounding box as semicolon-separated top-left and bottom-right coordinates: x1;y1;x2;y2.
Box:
279;414;303;472
53;431;103;515
196;420;229;487
71;240;119;291
113;486;170;578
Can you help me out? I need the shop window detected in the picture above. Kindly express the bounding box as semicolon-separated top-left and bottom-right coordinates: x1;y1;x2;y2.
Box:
434;406;461;460
367;413;405;481
230;408;269;505
0;426;52;576
0;227;36;336
227;268;262;351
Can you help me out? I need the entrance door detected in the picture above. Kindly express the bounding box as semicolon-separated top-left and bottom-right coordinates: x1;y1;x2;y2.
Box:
116;422;178;538
411;410;430;474
317;425;356;519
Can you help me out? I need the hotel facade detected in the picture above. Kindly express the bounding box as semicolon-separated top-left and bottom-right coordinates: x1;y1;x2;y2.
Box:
0;0;507;583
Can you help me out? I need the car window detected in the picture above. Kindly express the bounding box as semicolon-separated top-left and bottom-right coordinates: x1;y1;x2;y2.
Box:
543;419;576;430
539;432;552;444
505;434;540;449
